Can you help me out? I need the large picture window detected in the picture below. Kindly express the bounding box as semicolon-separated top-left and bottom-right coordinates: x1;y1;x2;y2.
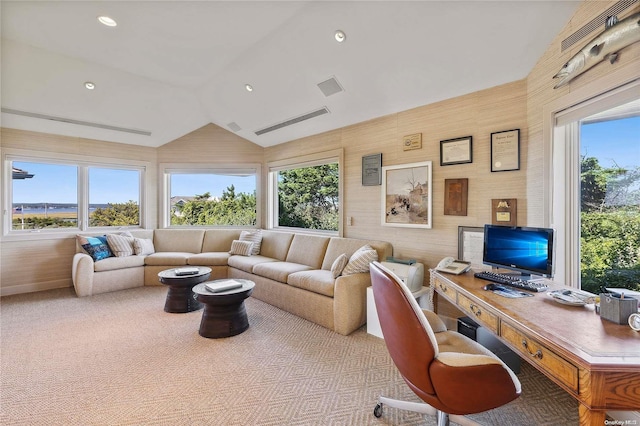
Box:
8;158;144;233
164;168;258;227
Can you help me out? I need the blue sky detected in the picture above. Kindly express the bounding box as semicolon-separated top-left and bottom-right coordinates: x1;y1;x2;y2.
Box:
12;116;638;204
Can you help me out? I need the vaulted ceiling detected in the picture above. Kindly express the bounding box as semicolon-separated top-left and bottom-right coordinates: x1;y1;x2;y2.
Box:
1;1;580;148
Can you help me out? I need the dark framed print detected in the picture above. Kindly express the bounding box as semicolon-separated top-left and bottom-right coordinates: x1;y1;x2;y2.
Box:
444;178;468;216
440;136;472;166
362;153;382;186
491;129;520;172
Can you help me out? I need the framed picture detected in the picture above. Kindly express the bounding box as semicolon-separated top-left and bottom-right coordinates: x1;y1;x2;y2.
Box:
362;153;382;186
457;226;484;266
440;136;472;166
444;178;468;216
381;161;432;228
491;198;517;226
491;129;520;172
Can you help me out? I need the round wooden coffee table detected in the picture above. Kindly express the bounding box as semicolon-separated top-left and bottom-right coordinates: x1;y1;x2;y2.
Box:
158;267;212;313
192;279;255;338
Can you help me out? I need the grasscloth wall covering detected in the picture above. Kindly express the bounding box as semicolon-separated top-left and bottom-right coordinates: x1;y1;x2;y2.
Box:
1;0;638;295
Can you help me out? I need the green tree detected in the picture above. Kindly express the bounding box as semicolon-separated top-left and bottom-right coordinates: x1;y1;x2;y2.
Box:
580;156;626;212
278;164;339;230
170;187;256;226
90;201;140;227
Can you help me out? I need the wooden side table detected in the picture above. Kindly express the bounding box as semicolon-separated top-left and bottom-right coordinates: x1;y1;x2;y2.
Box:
192;279;255;338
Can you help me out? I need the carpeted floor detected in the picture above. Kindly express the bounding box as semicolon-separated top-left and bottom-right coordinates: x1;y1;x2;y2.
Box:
0;286;578;425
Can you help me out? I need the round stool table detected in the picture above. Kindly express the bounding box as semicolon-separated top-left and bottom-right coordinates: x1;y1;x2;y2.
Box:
158;267;211;313
192;279;255;338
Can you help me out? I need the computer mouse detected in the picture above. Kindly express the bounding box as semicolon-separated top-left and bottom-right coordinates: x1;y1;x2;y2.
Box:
484;283;498;291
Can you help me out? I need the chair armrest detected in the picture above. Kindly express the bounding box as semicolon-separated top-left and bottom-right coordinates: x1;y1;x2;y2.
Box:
72;253;95;297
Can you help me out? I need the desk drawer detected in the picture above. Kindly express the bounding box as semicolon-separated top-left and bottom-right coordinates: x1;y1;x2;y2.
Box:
457;293;498;333
501;321;578;391
433;277;457;302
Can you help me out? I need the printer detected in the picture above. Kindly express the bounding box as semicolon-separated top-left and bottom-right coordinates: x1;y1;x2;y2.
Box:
379;261;424;292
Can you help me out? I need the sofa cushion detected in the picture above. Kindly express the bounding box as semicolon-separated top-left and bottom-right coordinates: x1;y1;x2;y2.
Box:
239;230;263;255
342;244;378;275
153;229;205;253
321;238;393;271
252;261;313;283
187;252;230;266
144;252;192;266
287;269;336;297
229;240;253;256
93;255;145;272
259;231;294;260
285;234;330;269
330;253;348;278
77;235;113;261
202;229;243;252
228;255;277;273
107;234;135;257
133;238;155;255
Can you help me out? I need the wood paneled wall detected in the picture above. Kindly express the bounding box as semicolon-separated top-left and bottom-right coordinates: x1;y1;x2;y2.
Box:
2;0;638;295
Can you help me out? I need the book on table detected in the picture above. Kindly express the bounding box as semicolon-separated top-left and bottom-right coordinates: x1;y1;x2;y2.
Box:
174;267;200;276
205;280;243;293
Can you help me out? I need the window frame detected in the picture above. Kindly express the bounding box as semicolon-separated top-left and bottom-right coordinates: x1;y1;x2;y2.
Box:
2;149;147;239
267;149;343;236
159;163;262;229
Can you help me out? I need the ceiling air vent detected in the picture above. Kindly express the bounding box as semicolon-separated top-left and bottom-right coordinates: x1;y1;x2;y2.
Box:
1;108;152;136
317;76;344;97
227;122;242;132
254;107;330;136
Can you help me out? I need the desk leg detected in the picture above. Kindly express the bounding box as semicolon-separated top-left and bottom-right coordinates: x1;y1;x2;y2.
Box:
578;404;606;426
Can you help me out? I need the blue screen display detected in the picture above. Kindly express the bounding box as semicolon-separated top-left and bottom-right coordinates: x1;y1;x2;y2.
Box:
483;225;554;277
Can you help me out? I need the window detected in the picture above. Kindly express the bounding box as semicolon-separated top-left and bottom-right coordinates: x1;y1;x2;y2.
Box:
551;83;639;294
164;167;258;227
7;158;144;233
268;150;342;234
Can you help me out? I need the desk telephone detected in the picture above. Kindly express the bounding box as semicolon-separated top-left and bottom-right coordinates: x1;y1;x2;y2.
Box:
435;257;471;275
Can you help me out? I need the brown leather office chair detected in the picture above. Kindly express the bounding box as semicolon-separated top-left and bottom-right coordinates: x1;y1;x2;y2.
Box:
370;261;521;426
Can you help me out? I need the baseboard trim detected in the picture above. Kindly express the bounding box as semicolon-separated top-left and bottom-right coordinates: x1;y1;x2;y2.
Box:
1;279;72;297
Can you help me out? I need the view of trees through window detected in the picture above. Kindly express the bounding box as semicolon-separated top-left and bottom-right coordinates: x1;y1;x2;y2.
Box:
276;163;339;231
169;172;256;226
579;115;639;294
11;161;141;230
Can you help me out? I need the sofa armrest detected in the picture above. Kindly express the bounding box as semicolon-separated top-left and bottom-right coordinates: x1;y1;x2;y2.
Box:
333;272;371;335
72;253;95;297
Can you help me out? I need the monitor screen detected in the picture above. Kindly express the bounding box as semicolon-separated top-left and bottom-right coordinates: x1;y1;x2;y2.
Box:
483;224;555;278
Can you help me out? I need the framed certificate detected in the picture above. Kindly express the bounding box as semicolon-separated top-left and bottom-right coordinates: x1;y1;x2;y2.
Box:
491;129;520;172
362;153;382;186
440;136;472;166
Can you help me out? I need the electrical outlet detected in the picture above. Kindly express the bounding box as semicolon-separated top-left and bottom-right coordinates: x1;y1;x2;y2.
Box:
347;216;352;226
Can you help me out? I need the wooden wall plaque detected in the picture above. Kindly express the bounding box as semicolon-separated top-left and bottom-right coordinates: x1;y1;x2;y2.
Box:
491;198;517;226
444;178;468;216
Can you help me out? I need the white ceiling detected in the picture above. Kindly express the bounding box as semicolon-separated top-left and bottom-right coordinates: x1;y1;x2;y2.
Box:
1;1;581;148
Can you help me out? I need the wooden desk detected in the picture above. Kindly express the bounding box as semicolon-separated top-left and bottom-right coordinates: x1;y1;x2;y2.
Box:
430;270;640;425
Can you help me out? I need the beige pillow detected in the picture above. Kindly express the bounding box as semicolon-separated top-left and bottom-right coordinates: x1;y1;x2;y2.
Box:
106;234;135;257
330;253;348;278
342;245;378;275
229;240;253;256
133;238;155;256
239;230;262;255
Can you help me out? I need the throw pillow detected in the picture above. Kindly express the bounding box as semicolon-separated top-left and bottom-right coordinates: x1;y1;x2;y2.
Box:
342;244;378;275
330;253;349;278
133;238;155;256
239;230;262;255
106;233;135;257
229;240;254;256
77;235;113;262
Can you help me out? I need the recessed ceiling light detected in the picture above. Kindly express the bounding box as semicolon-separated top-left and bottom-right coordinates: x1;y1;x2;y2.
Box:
84;82;96;90
97;16;117;27
334;30;346;43
245;84;254;92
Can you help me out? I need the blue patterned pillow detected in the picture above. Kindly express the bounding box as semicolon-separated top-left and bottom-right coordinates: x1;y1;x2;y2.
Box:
79;235;113;261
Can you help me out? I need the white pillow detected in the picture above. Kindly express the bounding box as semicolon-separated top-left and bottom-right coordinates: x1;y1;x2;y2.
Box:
342;245;378;275
240;230;262;255
106;233;135;257
229;240;253;256
133;238;155;256
330;253;348;278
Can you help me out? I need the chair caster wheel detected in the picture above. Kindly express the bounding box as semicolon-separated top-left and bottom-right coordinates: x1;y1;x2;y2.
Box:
373;403;383;418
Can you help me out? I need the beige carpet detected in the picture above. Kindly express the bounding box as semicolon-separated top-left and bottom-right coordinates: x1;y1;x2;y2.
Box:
1;286;578;425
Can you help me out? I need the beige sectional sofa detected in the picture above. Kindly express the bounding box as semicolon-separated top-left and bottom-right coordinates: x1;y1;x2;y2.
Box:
72;229;392;335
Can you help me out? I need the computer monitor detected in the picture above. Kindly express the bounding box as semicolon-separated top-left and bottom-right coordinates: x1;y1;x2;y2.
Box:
482;224;555;279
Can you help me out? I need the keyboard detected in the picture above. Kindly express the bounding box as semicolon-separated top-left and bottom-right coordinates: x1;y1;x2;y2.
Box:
474;271;549;292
